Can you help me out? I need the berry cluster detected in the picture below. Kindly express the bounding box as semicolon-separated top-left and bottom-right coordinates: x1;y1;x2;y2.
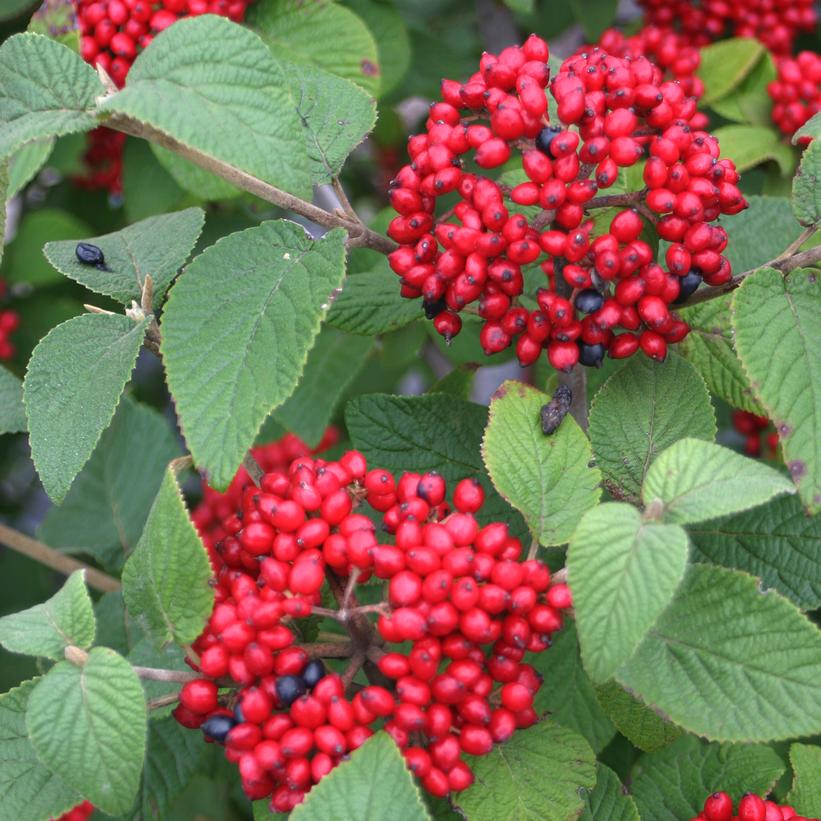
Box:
51;802;94;821
0;281;20;362
638;0;817;56
387;35;746;370
768;52;821;139
72;127;127;196
692;791;819;821
177;449;571;811
732;410;778;458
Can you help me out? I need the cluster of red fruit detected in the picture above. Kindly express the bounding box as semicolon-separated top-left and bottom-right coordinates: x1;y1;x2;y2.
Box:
177;446;571;812
0;281;20;362
638;0;817;56
732;409;779;458
51;801;94;821
768;52;821;138
692;791;819;821
387;35;746;370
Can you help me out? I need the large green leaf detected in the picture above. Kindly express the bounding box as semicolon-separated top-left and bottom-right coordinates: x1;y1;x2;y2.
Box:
454;721;597;821
346;393;527;538
732;267;821;512
122;460;213;647
698;38;766;104
274;326;372;448
26;648;147;815
709;52;776;126
642;438;795;525
150;145;243;202
616;564;821;741
589;354;715;500
290;732;429;821
787;743;821;817
714;124;795;175
580;764;639;821
0;679;81;821
532;623;616;754
569;0;618;41
792;137;821;227
39;396;182;572
161;221;346;488
122;139;186;223
0;33;100;159
24;313;149;503
0;366;25;434
689;494;821;610
249;0;381;96
630;734;785;821
0;570;94;660
568;503;689;683
98;15;311;197
43;208;205;308
7;137;53;198
482;380;601;546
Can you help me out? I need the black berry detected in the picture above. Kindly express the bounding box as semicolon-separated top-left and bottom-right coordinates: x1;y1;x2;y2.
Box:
574;289;604;314
302;659;326;690
535;126;562;157
275;674;307;707
75;242;106;268
201;714;235;743
579;342;606;368
673;269;703;304
423;297;447;320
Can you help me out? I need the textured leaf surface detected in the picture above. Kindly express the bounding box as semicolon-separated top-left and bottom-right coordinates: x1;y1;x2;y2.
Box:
43;208;204;307
733;267;821;512
39;397;181;572
532;624;615;753
274;327;372;448
249;0;381;96
568;503;689;682
27;648;147;815
7;137;53;197
580;764;638;821
699;38;766;103
616;565;821;741
589;355;715;500
161;221;346;488
24;313;148;502
122;461;213;647
787;743;821;816
483;381;601;545
0;33;100;159
713;124;795;175
455;721;596;821
0;570;94;659
98;15;311;197
327;269;422;335
689;494;821;610
283;62;376;183
643;438;795;524
0;679;81;821
290;732;429;821
0;366;25;434
630;735;785;821
792;137;821;227
346;393;527;538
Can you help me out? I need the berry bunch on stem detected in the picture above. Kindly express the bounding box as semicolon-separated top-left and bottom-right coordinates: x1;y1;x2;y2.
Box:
693;791;820;821
177;445;571;812
768;52;821;139
732;410;779;458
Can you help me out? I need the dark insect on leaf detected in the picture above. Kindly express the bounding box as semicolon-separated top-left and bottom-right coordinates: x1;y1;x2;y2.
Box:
75;242;110;271
540;384;572;435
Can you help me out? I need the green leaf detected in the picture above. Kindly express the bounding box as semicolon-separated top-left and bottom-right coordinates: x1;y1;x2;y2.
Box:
580;764;639;821
714;124;796;175
346;393;527;538
430;364;478;400
532;623;616;754
793;111;821;145
568;503;689;683
0;366;25;434
482;380;600;546
122;139;186;223
0;0;39;22
568;0;619;41
689;494;821;610
24;313;149;503
274;326;372;448
698;38;766;104
39;396;182;572
589;354;716;500
98;15;311;197
0;678;81;821
7;137;53;198
732;267;821;512
290;732;429;821
249;0;381;96
792;137;821;227
161;221;346;488
709;51;777;126
0;33;100;160
642;438;795;525
327;269;422;335
454;721;597;821
0;570;94;660
630;734;786;821
122;459;214;647
43;207;205;308
283;61;376;184
26;647;147;815
150;145;243;201
594;681;681;753
787;743;821;816
616;564;821;741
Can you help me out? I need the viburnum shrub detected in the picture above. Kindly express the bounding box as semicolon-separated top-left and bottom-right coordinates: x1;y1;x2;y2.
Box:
0;2;819;820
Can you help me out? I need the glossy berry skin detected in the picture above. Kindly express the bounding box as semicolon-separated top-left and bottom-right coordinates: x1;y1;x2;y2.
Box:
202;714;236;743
689;791;816;821
276;675;307;708
301;659;326;689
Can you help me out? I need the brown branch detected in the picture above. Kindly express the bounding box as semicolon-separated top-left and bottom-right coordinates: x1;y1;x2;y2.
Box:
297;641;354;659
554;268;589;430
131;665;203;683
341;650;365;692
0;523;121;593
148;693;180;710
585;191;646;210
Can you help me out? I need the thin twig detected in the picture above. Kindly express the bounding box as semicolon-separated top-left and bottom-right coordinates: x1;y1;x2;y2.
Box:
341;650;365;692
0;523;121;593
585;191;646;210
343;568;360;610
131;665;203;683
527;538;540;561
554;270;589;430
297;641;355;659
331;178;361;224
242;452;264;487
148;693;180;710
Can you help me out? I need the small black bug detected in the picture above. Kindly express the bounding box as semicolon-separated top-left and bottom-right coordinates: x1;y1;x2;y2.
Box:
75;242;110;271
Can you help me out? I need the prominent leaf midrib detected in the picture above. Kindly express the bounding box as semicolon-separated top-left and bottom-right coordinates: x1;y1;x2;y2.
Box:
656;471;789;510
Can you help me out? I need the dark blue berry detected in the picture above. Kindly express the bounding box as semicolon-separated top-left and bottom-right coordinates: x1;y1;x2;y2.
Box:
574;289;604;314
579;342;606;368
423;297;447;320
535;126;562;157
75;242;106;267
201;714;235;743
302;659;326;690
275;674;307;708
673;269;702;304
